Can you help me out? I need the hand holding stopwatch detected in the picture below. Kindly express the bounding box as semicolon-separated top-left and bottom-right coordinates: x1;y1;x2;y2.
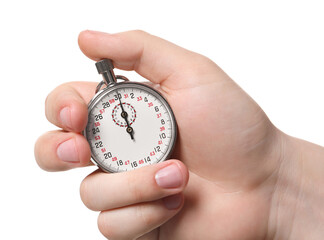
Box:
83;59;177;173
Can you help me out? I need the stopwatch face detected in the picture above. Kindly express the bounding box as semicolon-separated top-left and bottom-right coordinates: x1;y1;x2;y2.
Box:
84;82;177;173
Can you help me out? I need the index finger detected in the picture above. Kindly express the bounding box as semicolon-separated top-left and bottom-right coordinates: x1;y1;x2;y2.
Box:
78;30;221;90
45;81;97;132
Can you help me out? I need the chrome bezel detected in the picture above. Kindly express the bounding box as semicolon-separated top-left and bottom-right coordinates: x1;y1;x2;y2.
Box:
83;82;177;173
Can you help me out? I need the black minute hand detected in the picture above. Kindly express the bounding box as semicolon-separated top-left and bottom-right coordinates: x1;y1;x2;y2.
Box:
117;91;134;140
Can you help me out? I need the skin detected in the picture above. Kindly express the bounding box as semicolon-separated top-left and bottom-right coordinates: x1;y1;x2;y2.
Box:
34;30;324;240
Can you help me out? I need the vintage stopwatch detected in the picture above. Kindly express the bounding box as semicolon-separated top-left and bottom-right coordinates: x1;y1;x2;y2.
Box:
83;59;177;173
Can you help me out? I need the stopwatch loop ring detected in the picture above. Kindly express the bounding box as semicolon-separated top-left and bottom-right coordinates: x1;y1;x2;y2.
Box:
116;75;130;82
95;81;106;94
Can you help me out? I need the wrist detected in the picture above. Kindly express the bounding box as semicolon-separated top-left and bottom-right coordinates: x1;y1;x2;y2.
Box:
268;133;324;239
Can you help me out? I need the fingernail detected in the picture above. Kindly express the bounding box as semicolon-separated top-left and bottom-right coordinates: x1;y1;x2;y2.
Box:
57;139;80;163
60;107;72;129
155;163;183;188
163;194;183;210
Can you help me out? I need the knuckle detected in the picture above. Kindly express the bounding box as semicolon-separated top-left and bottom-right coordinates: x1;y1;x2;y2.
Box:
44;92;54;122
44;83;71;122
191;54;219;75
135;204;155;227
34;136;43;166
130;29;149;37
44;94;50;115
57;81;74;90
34;134;53;171
79;177;94;210
48;82;76;102
97;212;118;240
127;173;144;202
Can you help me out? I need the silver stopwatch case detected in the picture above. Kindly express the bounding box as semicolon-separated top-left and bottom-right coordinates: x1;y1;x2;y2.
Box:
83;59;177;173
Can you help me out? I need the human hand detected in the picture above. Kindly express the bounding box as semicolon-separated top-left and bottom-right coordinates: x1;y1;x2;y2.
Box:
35;30;324;239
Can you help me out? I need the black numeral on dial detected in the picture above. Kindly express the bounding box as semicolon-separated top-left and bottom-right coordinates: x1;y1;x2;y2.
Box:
95;114;103;121
102;102;110;108
114;93;122;100
116;160;123;166
104;152;112;159
95;141;103;148
92;127;100;134
154;146;161;152
159;133;166;139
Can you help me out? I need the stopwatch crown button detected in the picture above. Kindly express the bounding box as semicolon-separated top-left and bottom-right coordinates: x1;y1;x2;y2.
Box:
96;59;114;74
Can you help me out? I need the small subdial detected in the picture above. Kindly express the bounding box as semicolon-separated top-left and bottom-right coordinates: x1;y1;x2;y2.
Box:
112;103;137;127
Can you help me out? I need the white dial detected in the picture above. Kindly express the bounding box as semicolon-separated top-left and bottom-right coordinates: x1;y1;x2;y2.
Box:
84;83;177;173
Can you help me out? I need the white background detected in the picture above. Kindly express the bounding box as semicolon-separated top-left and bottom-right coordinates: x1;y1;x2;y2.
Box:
0;1;323;239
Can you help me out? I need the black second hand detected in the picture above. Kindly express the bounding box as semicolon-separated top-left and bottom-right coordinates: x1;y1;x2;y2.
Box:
117;90;134;140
